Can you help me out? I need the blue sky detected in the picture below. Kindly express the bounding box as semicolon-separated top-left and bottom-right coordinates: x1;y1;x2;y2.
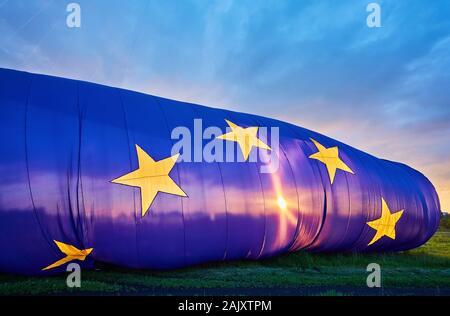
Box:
1;0;449;210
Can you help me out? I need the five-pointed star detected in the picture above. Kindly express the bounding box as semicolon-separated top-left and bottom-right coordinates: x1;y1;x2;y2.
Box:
367;198;404;246
308;138;354;184
216;119;271;161
111;144;187;217
42;240;93;271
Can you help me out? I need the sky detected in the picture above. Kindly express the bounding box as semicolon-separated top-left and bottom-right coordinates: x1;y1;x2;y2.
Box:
1;0;449;211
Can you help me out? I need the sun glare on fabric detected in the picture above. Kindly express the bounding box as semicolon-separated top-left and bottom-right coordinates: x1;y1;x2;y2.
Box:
277;196;287;210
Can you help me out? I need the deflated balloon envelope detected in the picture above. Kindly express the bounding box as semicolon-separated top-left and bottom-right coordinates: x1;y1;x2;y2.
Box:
0;68;441;275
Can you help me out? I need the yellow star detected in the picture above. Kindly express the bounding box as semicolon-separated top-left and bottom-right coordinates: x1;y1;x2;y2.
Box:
111;144;187;217
42;240;93;271
367;198;404;246
308;138;354;184
216;119;271;161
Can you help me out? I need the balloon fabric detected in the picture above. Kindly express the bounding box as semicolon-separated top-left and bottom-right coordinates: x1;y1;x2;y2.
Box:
0;68;441;275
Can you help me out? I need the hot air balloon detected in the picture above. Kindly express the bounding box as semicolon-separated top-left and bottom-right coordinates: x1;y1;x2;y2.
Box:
0;68;440;275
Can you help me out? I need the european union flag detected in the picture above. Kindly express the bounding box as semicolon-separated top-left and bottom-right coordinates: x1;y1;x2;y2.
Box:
0;68;441;275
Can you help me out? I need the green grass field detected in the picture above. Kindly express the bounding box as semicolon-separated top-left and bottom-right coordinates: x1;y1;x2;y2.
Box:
1;216;449;296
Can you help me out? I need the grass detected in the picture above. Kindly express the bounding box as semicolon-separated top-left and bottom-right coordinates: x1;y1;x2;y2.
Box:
1;216;449;296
